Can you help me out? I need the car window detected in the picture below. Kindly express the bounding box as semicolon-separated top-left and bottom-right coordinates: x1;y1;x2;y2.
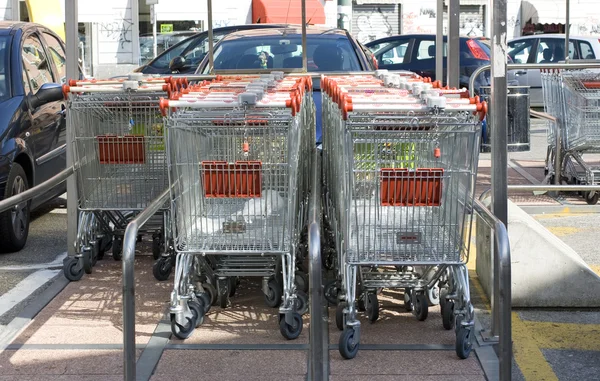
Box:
507;39;535;64
579;41;596;59
22;34;55;94
22;66;31;94
182;33;228;67
204;36;361;73
150;31;229;70
41;32;67;84
536;39;575;63
416;40;435;60
370;39;410;65
0;36;9;101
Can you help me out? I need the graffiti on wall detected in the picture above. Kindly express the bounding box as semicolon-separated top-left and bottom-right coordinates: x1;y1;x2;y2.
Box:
578;17;600;35
403;8;436;35
355;7;393;43
99;13;133;50
460;18;484;37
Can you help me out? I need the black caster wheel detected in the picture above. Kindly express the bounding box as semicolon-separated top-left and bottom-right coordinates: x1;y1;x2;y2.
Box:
264;278;283;308
339;328;359;359
188;301;205;328
91;240;100;267
63;257;84;281
413;292;428;321
152;234;163;260
196;292;211;314
324;279;339;306
294;290;309;315
294;271;309;293
439;288;449;316
366;293;379;323
217;278;230;308
585;191;599;205
97;235;112;260
153;257;172;281
404;289;414;312
335;302;346;331
202;282;218;306
112;237;123;261
279;312;303;340
170;311;196;340
82;248;93;275
456;326;473;359
442;300;455;330
427;285;440;306
229;277;238;298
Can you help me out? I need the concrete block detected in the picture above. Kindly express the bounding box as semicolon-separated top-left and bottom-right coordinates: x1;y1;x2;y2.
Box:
476;199;600;307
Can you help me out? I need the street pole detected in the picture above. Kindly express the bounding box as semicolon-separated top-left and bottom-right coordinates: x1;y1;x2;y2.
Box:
207;0;214;73
302;0;307;72
447;0;460;88
152;5;157;58
565;0;570;62
337;0;352;33
435;0;443;83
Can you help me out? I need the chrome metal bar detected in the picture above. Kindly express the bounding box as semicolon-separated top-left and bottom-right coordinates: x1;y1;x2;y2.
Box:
491;0;508;227
302;0;308;73
529;109;557;122
508;184;600;191
0;166;74;214
447;0;460;88
122;188;170;381
308;149;326;380
435;0;443;83
207;0;214;74
473;198;512;381
565;0;570;63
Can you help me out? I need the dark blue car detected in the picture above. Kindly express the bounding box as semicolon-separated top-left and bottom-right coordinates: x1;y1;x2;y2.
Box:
0;21;69;252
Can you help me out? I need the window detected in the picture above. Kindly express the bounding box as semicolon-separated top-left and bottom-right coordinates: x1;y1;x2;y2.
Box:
0;36;9;101
416;40;435;60
536;39;575;63
22;34;54;93
579;41;595;59
41;32;67;83
507;39;534;64
22;65;31;95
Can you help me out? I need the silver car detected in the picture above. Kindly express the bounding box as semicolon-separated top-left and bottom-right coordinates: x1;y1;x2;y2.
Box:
507;34;600;107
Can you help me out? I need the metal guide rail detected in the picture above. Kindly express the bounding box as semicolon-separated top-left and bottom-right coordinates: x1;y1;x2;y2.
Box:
158;72;316;340
321;70;487;360
60;74;178;283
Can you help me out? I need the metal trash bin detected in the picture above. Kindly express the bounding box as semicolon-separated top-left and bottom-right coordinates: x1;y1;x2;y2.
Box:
479;86;530;152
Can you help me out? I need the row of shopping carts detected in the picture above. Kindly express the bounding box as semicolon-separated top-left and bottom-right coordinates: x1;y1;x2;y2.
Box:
62;72;315;340
541;68;600;204
320;71;486;359
61;69;486;358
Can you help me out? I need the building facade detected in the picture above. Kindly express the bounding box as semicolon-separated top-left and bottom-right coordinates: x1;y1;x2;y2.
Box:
0;0;598;78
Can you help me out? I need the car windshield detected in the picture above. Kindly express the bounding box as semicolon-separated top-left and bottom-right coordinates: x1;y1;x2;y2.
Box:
148;33;202;69
0;36;8;101
201;35;361;73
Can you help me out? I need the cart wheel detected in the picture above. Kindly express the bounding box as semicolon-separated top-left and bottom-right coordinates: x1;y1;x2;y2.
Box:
294;290;309;315
217;278;230;308
112;237;123;261
264;279;282;308
228;277;238;297
188;301;205;328
170;313;196;340
427;285;440;306
335;302;346;331
196;292;211;314
324;279;339;306
294;271;309;293
152;257;172;281
456;326;473;359
439;288;449;316
357;296;366;312
296;261;309;274
202;282;218;306
63;257;84;281
82;248;93;275
413;292;428;321
442;300;455;330
366;293;379;323
404;289;414;312
585;191;599;205
279;312;303;340
98;235;112;260
152;234;162;260
339;328;360;359
91;240;100;267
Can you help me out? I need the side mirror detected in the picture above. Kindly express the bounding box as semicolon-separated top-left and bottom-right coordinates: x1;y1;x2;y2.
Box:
169;56;186;72
29;83;64;110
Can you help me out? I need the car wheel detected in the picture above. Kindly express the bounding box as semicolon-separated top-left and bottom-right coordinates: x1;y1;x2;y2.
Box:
0;163;30;253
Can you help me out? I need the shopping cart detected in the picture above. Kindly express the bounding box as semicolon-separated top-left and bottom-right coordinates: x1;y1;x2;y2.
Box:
322;73;485;360
541;69;600;204
159;73;314;340
62;75;176;281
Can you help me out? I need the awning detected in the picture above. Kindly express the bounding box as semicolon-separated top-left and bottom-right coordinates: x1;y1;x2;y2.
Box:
252;0;326;25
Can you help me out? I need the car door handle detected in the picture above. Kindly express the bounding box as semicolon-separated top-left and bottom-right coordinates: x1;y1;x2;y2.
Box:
514;70;527;75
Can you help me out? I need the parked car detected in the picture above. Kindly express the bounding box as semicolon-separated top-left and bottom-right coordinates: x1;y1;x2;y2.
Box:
133;24;287;75
507;34;600;107
364;34;517;92
0;21;73;252
139;31;197;65
194;25;376;144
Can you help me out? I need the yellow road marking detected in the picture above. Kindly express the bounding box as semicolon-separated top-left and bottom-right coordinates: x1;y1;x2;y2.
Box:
468;270;490;310
512;312;560;381
524;321;600;351
545;226;583;237
590;265;600;276
533;211;587;220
